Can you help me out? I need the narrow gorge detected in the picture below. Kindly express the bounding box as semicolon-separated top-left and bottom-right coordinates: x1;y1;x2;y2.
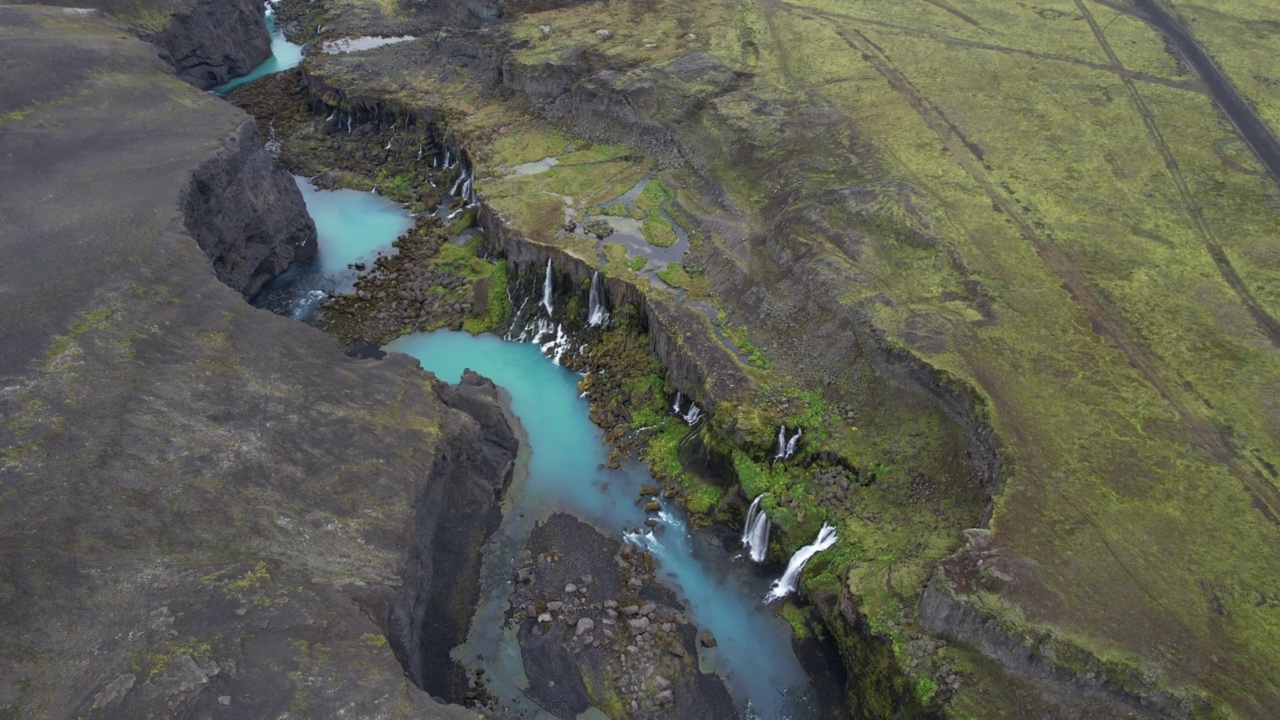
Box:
4;0;1280;719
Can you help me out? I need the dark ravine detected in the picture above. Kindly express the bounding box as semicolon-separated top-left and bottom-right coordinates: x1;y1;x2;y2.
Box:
388;370;519;702
183;118;317;298
0;7;513;719
152;0;272;88
289;67;754;416
285;70;977;717
17;0;273;89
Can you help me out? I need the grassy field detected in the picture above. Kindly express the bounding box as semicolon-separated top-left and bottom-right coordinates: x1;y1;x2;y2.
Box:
1159;0;1280;133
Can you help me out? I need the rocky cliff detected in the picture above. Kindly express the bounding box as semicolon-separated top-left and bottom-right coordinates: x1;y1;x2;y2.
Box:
152;0;271;88
0;0;273;88
184;117;316;297
0;6;510;718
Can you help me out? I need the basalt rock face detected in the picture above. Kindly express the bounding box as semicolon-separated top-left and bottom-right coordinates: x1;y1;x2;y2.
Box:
152;0;271;88
183;117;316;298
478;204;752;414
3;0;273;89
919;542;1194;720
389;370;518;698
0;8;499;719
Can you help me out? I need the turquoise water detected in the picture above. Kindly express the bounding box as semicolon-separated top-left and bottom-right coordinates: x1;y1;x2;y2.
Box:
387;331;817;719
213;3;304;94
295;178;414;277
252;177;413;319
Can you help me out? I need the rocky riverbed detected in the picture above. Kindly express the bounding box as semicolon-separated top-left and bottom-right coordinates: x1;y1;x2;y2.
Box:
501;513;738;719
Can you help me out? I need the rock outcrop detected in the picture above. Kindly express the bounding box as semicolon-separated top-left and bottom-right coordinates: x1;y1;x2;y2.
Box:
8;0;273;89
151;0;272;88
183;117;316;298
0;7;507;718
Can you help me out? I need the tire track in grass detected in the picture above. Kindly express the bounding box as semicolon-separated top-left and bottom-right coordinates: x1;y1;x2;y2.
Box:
820;20;1280;525
1075;0;1280;349
794;3;1204;92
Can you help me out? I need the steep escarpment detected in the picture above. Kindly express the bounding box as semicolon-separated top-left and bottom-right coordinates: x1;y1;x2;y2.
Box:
9;0;272;88
0;7;507;719
478;205;752;412
151;0;271;88
389;371;518;699
183;117;316;298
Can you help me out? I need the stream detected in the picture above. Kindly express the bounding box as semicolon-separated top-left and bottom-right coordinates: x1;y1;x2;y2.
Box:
224;9;831;717
387;331;817;719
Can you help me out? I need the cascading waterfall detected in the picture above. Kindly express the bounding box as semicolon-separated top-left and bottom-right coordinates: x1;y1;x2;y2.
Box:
764;523;838;603
540;323;570;365
774;424;803;461
450;166;469;196
671;391;702;425
786;427;802;457
683;403;702;425
587;270;610;327
741;495;771;563
462;175;476;206
541;259;554;316
505;298;529;340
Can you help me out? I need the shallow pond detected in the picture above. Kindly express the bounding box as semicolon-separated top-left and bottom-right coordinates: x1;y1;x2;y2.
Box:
252;177;413;319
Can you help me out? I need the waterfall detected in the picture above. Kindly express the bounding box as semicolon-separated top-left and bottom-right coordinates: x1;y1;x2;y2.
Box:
671;391;701;425
741;495;771;563
540;323;569;365
588;270;610;327
786;427;802;458
541;259;554;316
774;425;802;461
443;149;451;168
682;403;702;425
505;297;529;340
418;145;424;161
450;167;469;196
764;523;838;603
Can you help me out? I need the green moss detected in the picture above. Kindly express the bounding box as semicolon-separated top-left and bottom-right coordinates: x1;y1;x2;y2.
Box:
641;215;678;247
714;310;770;370
463;260;510;335
634;180;680;247
655;263;689;288
779;602;814;640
